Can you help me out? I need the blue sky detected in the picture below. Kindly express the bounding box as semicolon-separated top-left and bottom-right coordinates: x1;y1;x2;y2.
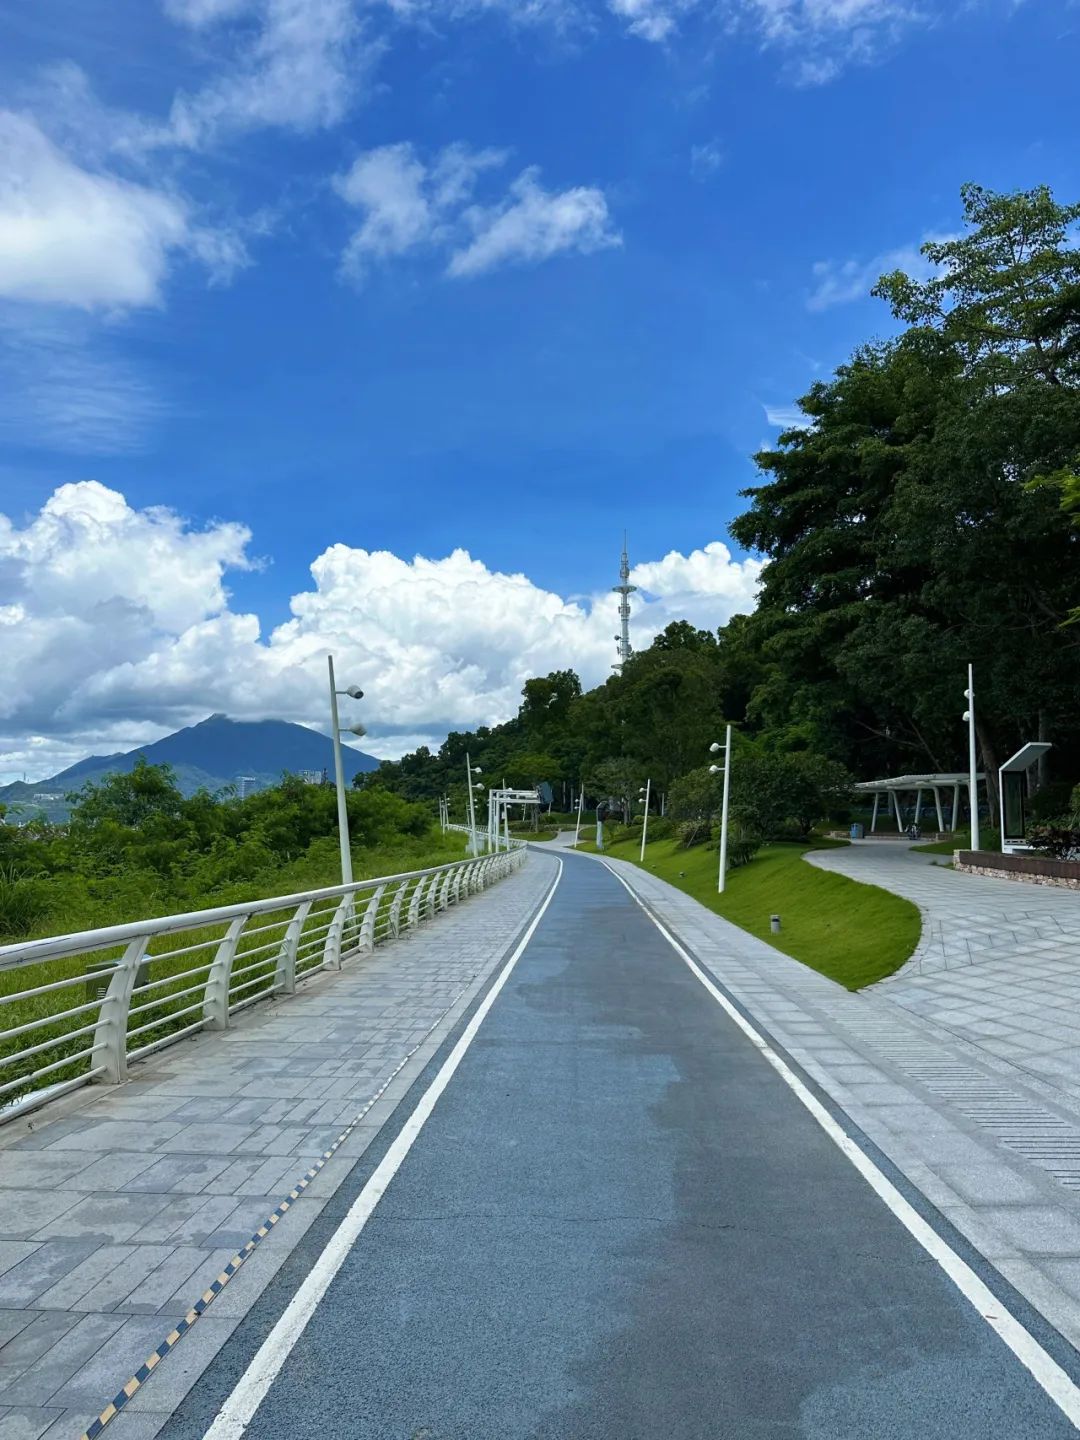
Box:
0;0;1076;780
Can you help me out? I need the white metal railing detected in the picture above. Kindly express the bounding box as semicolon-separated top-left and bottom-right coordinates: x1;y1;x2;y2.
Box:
0;846;527;1122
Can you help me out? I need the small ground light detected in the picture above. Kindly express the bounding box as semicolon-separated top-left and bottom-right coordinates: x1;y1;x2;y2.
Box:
771;914;781;933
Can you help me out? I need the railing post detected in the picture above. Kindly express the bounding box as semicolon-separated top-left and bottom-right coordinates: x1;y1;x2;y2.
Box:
451;866;464;904
275;899;312;997
204;915;247;1031
90;935;150;1085
388;879;408;938
357;884;386;953
427;875;440;919
323;893;354;971
407;876;427;929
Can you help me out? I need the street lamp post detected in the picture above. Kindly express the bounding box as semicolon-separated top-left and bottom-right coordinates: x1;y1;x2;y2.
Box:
573;783;585;847
709;725;733;894
327;655;365;887
639;780;651;862
465;756;483;856
963;663;980;852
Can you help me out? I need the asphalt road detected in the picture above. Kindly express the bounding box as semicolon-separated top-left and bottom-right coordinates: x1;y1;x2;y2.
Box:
162;854;1080;1439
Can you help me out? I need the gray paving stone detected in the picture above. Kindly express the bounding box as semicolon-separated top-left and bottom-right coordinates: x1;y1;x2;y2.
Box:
0;1243;102;1307
0;1410;62;1440
0;1193;86;1239
3;1312;128;1405
119;1156;232;1193
32;1194;172;1245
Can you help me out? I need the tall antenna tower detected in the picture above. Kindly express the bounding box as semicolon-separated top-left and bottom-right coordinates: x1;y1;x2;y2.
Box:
612;532;636;671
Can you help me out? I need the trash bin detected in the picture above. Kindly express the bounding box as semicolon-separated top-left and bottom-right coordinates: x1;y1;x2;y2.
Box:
850;823;865;840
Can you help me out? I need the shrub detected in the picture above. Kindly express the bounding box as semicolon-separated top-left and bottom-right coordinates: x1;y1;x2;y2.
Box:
728;825;763;869
677;818;711;848
0;865;52;940
1028;825;1080;861
1028;780;1077;824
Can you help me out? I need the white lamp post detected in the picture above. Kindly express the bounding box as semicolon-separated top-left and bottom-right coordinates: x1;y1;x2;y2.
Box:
465;756;483;856
639;780;651;862
327;655;365;887
963;664;980;852
709;724;733;894
574;783;585;847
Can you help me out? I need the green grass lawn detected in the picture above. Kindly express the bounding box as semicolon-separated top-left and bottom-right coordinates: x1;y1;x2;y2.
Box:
579;835;920;991
912;827;999;855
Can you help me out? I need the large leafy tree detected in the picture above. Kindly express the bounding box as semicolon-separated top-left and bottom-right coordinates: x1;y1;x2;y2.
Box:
733;184;1080;795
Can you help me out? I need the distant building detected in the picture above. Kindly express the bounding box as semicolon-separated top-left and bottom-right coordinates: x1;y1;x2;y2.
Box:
298;769;325;785
32;792;62;802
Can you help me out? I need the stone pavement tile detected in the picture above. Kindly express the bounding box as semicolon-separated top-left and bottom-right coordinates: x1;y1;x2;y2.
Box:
978;1205;1080;1257
3;1312;128;1406
44;1315;193;1410
0;1312;82;1382
195;1197;284;1250
119;1157;232;1194
63;1157;162;1194
7;1118;93;1153
0;1307;37;1346
35;1245;144;1310
120;1246;215;1314
126;1196;236;1246
0;1244;101;1307
0;1192;84;1238
33;1195;172;1245
58;1247;180;1314
0;1411;62;1440
155;1124;256;1156
200;1157;296;1197
36;1123;185;1155
936;1162;1048;1205
0;1155;87;1190
124;1317;240;1414
154;1248;236;1312
993;1258;1080;1352
40;1409;107;1440
100;1412;169;1440
0;1241;41;1275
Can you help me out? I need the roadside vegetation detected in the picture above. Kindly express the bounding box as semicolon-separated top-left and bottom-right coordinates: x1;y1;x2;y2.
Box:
580;835;920;991
0;760;463;946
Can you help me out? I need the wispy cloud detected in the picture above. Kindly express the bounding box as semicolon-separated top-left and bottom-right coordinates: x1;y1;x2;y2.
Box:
335;142;620;282
807;232;956;311
690;139;723;180
0;308;170;454
763;403;812;429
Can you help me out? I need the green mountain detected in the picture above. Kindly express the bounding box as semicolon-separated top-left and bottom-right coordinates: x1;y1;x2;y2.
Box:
0;714;378;822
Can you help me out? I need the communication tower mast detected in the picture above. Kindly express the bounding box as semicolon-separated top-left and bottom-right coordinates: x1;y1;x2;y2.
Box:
612;533;636;671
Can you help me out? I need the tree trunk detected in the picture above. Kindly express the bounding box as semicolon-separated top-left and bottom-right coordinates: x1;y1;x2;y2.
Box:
976;719;1000;825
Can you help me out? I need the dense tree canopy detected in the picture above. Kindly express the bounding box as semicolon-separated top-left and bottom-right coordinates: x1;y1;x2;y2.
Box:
367;184;1080;829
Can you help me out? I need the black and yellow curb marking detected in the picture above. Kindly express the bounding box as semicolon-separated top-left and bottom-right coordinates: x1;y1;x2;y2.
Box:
79;1032;435;1440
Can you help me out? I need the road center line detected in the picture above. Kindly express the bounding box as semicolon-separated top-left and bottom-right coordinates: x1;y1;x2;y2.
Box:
201;856;564;1440
600;857;1080;1433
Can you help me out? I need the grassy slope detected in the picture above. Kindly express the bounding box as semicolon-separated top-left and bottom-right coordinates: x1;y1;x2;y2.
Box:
580;836;920;991
912;827;1000;856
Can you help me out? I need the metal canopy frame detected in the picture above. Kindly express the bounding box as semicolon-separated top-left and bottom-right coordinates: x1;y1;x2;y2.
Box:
854;772;988;835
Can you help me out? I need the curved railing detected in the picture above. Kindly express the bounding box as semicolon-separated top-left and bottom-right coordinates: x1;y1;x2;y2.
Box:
0;846;527;1122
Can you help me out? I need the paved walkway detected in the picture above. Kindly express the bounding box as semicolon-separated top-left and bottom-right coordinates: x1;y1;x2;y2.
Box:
8;846;1080;1437
807;843;1080;1101
0;858;554;1440
155;853;1080;1440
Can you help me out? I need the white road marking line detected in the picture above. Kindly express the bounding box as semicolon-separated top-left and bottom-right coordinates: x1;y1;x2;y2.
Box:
601;858;1080;1432
202;858;564;1440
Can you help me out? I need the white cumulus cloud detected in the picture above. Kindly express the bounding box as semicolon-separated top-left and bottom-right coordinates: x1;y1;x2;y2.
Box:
0;110;248;310
161;0;367;148
0;483;762;782
335;143;619;282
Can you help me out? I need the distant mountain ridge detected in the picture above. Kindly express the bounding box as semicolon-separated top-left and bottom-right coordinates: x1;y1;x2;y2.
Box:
0;715;379;820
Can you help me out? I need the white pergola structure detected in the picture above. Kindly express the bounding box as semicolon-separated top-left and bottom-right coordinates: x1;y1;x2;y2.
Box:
854;772;988;834
487;786;541;851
